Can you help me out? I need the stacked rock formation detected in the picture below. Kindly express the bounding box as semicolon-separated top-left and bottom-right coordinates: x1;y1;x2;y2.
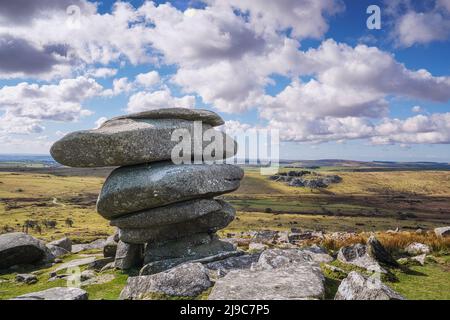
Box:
51;108;243;274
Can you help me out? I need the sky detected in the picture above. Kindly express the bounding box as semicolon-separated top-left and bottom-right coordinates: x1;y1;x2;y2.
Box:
0;0;450;161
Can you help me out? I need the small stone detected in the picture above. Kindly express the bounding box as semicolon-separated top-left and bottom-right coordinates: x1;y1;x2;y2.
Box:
80;270;96;282
120;263;212;300
16;274;38;284
248;242;268;252
97;162;243;219
334;271;405;300
47;237;72;252
434;226;450;238
405;242;430;255
411;254;427;265
46;245;70;258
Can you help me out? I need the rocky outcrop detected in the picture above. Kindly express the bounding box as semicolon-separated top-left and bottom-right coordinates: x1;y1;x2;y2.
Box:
120;263;212;299
334;271;405;300
0;232;54;269
47;237;72;252
50;108;243;272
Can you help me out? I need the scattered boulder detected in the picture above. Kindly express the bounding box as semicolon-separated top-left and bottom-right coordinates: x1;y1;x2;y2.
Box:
303;245;334;263
71;238;107;253
256;249;315;270
120;263;212;300
334;271;405;300
46;245;70;258
411;254;426;265
55;256;97;272
0;232;54;269
405;242;430;255
248;242;268;252
80;270;96;282
337;243;383;272
97;162;243;218
11;287;88;300
434;226;450;238
15;273;38;284
47;237;72;252
209;249;325;300
205;253;260;278
114;241;143;270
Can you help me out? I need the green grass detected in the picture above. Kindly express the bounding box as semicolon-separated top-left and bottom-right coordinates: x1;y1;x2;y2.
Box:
389;260;450;300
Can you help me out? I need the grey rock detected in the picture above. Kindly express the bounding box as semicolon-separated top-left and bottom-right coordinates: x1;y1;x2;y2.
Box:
118;201;235;243
256;248;316;270
252;230;278;242
120;263;212;300
47;237;72;252
100;262;116;272
51;109;235;167
12;287;88;300
337;243;384;272
111;199;225;229
248;242;268;251
97;162;243;219
114;241;143;270
140;251;243;276
108;108;224;127
0;232;54;269
208;255;325;300
81;274;115;286
15;273;38;284
206;253;260;277
103;238;118;258
303;245;334;263
71;238;107;253
80;270;96;281
434;226;450;237
88;257;115;270
46;245;70;258
411;254;427;265
144;233;235;265
334;271;405;300
55;256;97;272
405;242;430;255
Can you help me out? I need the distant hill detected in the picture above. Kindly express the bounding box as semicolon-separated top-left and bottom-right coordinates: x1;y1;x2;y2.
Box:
282;159;450;171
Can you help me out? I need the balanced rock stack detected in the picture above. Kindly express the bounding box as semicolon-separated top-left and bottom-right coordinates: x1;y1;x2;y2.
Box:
51;108;243;274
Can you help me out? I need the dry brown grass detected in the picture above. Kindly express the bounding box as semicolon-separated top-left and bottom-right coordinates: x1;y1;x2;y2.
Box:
318;231;450;253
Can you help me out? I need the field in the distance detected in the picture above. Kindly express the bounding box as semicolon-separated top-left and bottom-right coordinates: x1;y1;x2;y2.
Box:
0;164;449;242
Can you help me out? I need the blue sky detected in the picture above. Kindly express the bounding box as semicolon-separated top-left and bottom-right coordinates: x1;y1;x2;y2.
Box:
0;0;449;161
